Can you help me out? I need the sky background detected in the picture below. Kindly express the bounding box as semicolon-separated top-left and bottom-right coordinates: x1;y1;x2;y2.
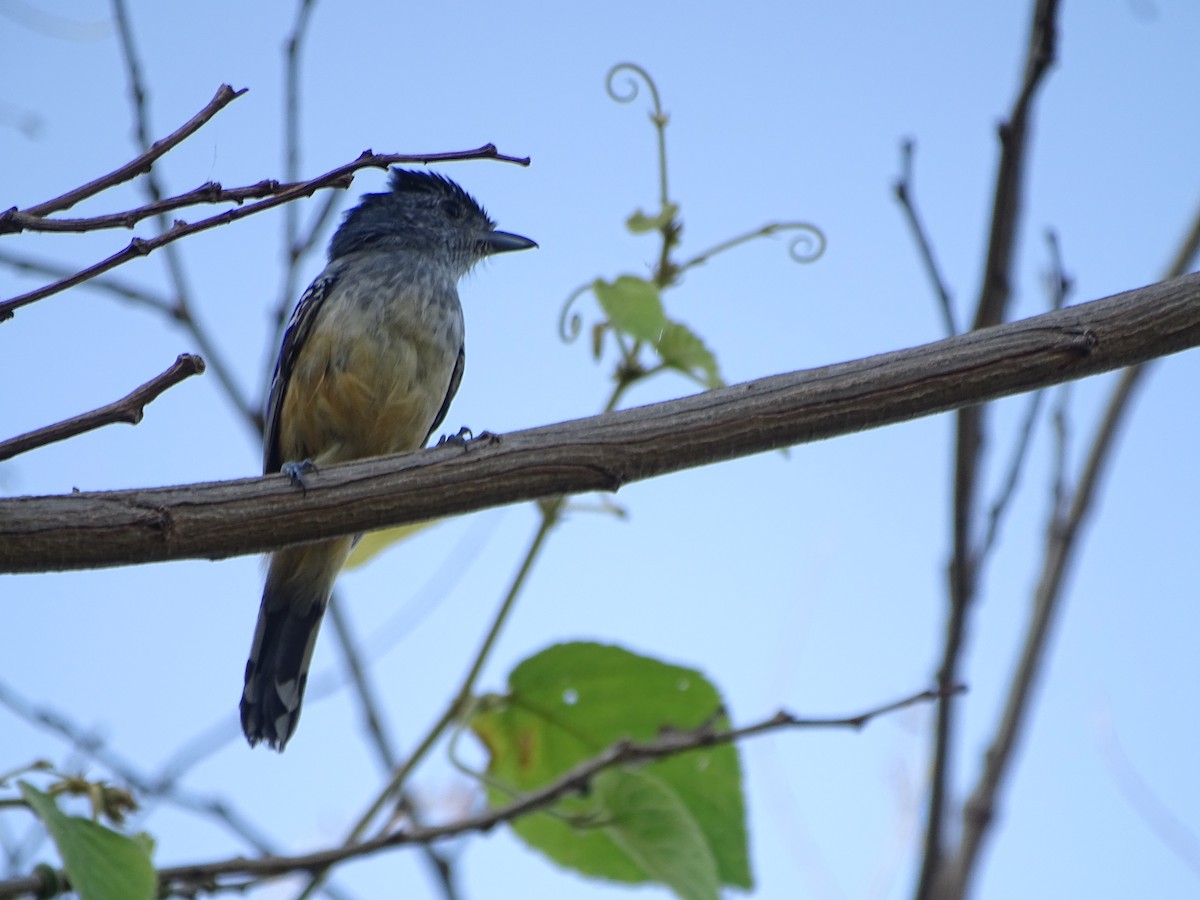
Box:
2;2;1199;899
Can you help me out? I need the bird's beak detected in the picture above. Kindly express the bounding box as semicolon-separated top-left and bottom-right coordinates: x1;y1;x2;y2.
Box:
482;230;538;255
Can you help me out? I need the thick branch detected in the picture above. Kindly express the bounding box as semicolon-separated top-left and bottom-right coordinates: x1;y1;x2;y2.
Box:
1;273;1196;574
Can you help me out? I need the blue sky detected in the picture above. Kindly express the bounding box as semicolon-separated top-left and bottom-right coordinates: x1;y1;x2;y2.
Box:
2;2;1199;899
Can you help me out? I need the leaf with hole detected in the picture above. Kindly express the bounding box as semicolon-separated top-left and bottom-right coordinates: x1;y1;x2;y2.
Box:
470;642;751;898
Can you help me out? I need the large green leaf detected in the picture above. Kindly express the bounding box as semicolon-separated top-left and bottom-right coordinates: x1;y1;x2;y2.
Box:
20;782;155;900
593;276;667;343
470;642;751;896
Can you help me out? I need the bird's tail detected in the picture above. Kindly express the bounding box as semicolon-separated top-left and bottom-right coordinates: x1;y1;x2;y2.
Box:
240;537;354;750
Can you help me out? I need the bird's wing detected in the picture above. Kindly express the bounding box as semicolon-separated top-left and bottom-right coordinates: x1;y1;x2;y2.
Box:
424;346;465;444
264;265;342;474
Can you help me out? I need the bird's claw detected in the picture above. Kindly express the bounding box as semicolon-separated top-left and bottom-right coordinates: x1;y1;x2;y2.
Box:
281;459;318;490
437;426;474;448
436;427;501;451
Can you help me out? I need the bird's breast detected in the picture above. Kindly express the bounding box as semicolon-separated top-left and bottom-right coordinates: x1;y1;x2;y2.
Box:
279;280;464;465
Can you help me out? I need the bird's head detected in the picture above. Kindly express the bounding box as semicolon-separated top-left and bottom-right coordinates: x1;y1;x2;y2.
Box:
329;168;536;275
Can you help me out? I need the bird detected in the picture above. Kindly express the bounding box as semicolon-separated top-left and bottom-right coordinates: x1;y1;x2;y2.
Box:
241;168;536;750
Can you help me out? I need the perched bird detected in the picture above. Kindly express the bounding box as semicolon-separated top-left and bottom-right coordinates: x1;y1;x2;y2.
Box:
241;169;536;750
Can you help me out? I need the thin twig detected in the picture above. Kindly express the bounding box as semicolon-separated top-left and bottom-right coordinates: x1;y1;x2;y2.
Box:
0;248;174;314
1043;229;1072;310
978;391;1044;560
942;197;1200;900
110;0;259;432
0;354;205;462
328;597;399;770
0;685;956;900
0;680;356;900
0;145;528;323
916;4;1062;897
323;598;461;900
2;178;358;236
978;230;1076;560
3;85;244;221
893;139;957;336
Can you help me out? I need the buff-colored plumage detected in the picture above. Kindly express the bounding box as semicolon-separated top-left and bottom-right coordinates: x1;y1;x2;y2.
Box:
240;170;534;750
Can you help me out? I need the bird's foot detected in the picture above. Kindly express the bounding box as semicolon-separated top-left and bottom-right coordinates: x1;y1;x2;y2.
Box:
436;427;500;451
437;426;474;448
281;458;318;490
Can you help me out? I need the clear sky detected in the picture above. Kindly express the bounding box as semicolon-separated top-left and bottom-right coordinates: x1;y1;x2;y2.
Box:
3;2;1199;899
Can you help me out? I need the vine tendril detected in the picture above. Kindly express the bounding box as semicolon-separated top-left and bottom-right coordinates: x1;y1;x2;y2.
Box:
679;221;827;274
557;282;593;343
606;62;670;209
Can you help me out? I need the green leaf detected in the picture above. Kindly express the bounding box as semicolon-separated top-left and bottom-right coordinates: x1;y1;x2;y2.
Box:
656;321;724;389
344;520;436;571
593;276;667;343
20;782;155;900
626;204;679;234
470;642;751;895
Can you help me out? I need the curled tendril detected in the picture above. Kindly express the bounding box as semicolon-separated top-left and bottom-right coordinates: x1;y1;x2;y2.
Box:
557;282;592;343
679;221;827;274
606;62;665;121
606;63;670;208
784;223;827;263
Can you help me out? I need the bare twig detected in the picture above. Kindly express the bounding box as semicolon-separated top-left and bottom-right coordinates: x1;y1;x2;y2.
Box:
327;597;399;772
941;199;1200;900
978;391;1044;560
0;145;529;324
0;354;204;462
0;248;174;314
0;685;956;899
918;4;1062;896
2;271;1198;574
1043;229;1072;310
110;0;257;434
322;598;461;900
2;85;245;221
0;679;356;900
893;139;957;336
978;231;1076;560
2;179;360;236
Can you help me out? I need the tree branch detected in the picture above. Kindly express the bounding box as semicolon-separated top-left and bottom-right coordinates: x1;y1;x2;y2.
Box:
0;685;956;899
0;354;205;462
1;272;1197;573
937;200;1200;899
921;3;1061;894
1;84;245;221
893;139;957;336
0;144;529;323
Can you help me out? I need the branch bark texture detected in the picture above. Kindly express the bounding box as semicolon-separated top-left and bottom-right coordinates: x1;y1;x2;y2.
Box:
2;273;1197;573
